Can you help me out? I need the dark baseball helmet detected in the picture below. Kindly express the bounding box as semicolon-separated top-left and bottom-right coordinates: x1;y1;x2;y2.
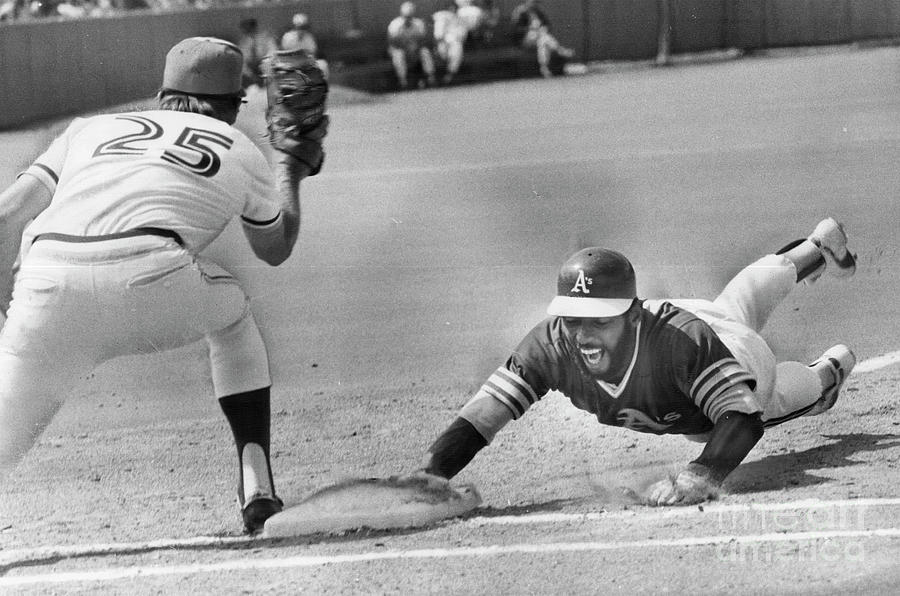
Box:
546;247;637;317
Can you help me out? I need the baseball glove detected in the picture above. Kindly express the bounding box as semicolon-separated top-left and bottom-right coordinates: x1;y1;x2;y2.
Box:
262;49;329;175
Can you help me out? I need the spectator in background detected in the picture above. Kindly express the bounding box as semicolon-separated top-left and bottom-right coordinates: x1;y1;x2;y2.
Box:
510;0;575;78
280;12;329;78
0;0;18;20
454;0;483;36
432;2;467;84
88;0;115;16
28;0;57;17
474;0;501;45
55;0;87;18
280;12;317;54
387;1;436;90
238;17;278;90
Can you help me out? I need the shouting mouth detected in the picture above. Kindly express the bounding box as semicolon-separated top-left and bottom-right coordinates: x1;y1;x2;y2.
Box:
580;347;603;365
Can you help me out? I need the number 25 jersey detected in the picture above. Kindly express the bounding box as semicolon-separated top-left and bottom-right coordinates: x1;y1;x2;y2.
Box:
22;110;281;253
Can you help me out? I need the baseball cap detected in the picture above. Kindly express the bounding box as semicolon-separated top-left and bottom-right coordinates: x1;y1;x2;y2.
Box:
162;37;244;96
546;248;637;318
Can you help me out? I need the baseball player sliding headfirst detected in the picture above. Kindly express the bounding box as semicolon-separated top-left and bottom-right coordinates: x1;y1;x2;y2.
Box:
418;219;858;505
0;38;328;532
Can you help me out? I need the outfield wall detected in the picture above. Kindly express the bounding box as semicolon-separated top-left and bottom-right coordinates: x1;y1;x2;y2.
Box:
2;0;899;129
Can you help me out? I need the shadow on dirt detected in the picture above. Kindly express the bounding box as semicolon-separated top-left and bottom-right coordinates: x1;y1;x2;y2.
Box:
464;498;576;518
725;432;900;493
0;527;420;574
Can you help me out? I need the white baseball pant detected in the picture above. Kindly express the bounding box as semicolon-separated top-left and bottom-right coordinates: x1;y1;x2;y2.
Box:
668;253;823;425
0;233;271;473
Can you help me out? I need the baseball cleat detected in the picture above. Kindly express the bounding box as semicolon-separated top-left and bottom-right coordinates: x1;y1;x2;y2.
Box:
806;344;856;416
809;218;856;278
242;492;284;534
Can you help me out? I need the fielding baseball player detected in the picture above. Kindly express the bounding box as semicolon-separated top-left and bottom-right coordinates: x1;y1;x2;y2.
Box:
0;37;328;533
420;218;858;505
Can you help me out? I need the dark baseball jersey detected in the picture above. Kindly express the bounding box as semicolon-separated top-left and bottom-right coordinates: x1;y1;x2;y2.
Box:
461;301;763;441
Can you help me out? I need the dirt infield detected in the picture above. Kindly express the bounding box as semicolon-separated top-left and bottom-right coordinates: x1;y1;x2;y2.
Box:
0;46;899;594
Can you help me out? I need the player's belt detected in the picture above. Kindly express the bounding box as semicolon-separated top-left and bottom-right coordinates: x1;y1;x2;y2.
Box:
31;227;184;246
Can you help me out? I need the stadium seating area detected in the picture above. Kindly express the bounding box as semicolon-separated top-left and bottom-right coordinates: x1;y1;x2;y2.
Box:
323;33;567;93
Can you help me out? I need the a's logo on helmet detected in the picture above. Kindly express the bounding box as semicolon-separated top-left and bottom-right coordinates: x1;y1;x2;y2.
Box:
570;269;592;294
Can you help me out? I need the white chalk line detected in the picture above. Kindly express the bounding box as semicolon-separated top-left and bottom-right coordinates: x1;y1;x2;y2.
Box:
0;355;894;585
853;350;900;373
0;535;255;567
2;497;899;586
469;497;900;526
4;497;897;568
2;527;899;587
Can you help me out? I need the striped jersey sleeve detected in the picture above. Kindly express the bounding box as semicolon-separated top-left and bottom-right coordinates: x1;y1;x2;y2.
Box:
458;323;558;443
460;365;540;443
474;365;538;417
668;316;763;422
691;358;761;422
19;117;87;193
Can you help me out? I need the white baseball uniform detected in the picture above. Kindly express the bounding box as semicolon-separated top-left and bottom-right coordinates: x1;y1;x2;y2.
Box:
387;15;436;86
649;253;822;427
0;109;280;468
433;9;467;74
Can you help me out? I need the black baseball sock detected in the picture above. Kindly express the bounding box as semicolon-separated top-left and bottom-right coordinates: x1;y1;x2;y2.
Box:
218;387;275;502
776;238;826;282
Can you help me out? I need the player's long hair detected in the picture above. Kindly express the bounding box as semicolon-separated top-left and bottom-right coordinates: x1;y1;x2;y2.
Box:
156;89;242;124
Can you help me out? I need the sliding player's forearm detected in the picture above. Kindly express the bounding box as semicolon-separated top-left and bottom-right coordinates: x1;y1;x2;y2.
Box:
424;417;488;479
